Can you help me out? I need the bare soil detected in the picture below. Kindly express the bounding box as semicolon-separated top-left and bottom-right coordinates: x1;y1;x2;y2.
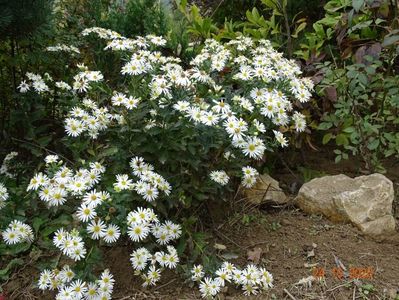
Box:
103;208;399;300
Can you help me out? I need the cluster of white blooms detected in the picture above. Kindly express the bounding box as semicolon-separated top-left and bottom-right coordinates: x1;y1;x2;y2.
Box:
241;166;259;188
65;98;121;138
76;30;310;184
174;37;312;155
209;170;230;186
82;27;122;40
105;35;168;52
18;28;312;166
131;246;179;287
53;228;86;261
191;262;273;298
46;44;80;54
19;28;312;153
18;72;51;93
127;207;181;286
127;207;181;244
56;80;72;91
29;157;123;245
83;27;166;50
111;92;140;110
114;156;171;202
86;219;121;243
0;151;18;178
0;183;8;210
72;65;104;93
2;220;34;245
292;111;307;132
38;265;114;300
27;157;107;207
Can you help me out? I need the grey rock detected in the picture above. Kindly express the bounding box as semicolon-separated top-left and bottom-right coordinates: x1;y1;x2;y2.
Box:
295;173;396;237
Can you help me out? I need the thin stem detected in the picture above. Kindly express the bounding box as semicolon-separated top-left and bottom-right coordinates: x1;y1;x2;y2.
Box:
281;0;292;58
11;137;75;166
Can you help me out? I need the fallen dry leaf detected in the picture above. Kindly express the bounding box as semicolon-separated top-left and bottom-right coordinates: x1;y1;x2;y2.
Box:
307;249;315;258
213;243;227;250
247;247;262;264
304;262;319;268
294;276;315;288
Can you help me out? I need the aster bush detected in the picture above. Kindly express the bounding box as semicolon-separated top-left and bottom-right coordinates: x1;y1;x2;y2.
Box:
0;26;313;299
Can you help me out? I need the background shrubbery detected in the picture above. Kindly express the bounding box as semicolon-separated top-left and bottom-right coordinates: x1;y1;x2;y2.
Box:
0;0;398;297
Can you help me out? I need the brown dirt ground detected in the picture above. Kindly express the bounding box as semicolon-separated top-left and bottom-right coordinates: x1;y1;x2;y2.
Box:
5;208;399;300
106;207;399;300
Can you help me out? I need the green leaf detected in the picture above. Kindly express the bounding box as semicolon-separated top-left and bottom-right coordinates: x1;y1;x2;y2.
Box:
352;0;364;11
365;66;376;75
292;22;307;38
343;127;355;133
176;235;187;255
322;133;333;144
99;147;118;159
0;258;24;279
32;217;46;233
367;139;380;150
4;243;31;256
37;135;52;147
336;134;349;146
318;122;333;130
334;149;342;155
358;73;368;86
382;35;399;47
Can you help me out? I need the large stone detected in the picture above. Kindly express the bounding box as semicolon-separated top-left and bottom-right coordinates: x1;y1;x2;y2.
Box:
295;173;396;237
243;174;288;205
357;215;396;237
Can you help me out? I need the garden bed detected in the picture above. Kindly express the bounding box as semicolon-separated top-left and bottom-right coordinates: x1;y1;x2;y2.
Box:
5;207;399;299
4;150;399;300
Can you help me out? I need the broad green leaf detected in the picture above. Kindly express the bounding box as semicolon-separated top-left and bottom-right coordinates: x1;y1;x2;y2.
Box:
322;133;333;144
352;0;364;11
336;134;349;146
382;35;399;47
343;127;355;133
0;258;24;279
367;139;380;150
318;122;333;130
32;217;46;233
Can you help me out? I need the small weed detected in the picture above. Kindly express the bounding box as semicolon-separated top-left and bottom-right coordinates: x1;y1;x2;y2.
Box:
358;283;375;299
269;221;282;231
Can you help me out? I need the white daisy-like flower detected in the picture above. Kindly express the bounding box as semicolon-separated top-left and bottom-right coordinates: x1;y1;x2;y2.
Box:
191;265;204;281
128;223;150;242
76;203;97;222
210;170;230;186
273;130;288;147
87;219;106;239
241;137;266;159
0;183;9;209
102;224;120;243
44;154;59;164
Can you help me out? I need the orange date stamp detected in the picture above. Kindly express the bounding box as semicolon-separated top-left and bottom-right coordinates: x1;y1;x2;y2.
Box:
312;267;374;280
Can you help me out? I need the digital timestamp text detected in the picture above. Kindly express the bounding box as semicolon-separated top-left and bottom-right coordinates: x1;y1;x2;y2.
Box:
312;267;374;280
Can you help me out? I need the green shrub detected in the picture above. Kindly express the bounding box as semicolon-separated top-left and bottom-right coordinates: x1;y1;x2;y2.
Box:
0;25;312;297
318;56;399;172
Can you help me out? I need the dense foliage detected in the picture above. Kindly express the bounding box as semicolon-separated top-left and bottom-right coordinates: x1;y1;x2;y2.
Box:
0;0;398;299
